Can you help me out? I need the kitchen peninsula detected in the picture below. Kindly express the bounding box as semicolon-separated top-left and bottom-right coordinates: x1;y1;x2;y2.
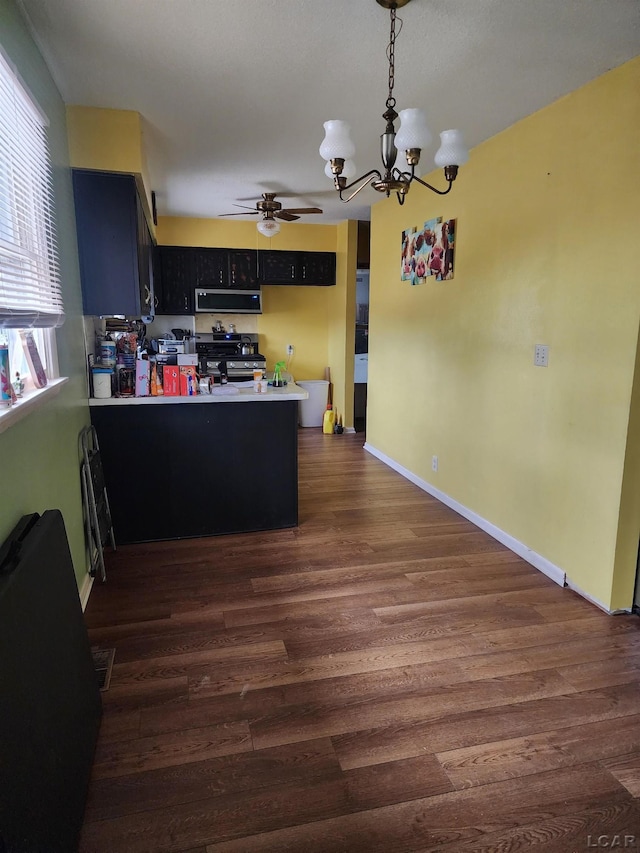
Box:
89;384;308;544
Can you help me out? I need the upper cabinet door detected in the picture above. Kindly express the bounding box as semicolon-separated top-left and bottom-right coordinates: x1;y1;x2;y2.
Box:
192;247;258;289
136;193;154;316
193;248;228;288
155;246;193;314
258;250;336;286
300;252;336;286
228;249;259;289
73;170;155;317
259;250;298;284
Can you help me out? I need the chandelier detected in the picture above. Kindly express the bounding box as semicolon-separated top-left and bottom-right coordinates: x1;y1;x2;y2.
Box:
319;0;468;205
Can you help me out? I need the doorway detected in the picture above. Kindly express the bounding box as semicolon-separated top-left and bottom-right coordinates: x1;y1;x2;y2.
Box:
354;221;370;433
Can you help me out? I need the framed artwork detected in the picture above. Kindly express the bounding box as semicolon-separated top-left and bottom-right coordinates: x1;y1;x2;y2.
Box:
401;217;457;283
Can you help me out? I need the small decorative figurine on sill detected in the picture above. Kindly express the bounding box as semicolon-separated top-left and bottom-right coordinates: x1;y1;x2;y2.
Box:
13;371;25;397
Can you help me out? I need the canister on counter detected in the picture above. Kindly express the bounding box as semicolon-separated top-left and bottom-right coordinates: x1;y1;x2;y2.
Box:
117;367;135;397
99;339;116;366
92;367;113;399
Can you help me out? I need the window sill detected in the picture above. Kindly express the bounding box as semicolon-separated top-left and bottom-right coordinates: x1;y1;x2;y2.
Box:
0;377;69;435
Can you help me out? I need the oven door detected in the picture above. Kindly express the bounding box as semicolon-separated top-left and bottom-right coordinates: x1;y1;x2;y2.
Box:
195;289;262;314
202;361;262;383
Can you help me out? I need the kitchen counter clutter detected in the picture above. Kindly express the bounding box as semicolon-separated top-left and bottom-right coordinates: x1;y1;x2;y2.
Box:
89;382;308;405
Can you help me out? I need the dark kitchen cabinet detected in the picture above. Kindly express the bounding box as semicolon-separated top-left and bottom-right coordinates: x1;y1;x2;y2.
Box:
155;246;193;314
258;250;336;285
228;249;260;289
155;246;259;314
90;401;298;543
72;169;155;318
193;248;259;290
193;248;228;289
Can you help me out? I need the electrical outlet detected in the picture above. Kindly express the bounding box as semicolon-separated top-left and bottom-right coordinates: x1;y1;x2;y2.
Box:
286;344;294;356
534;344;549;367
432;455;438;472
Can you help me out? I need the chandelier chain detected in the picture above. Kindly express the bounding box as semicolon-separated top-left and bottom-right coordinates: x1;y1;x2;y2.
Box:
386;6;397;109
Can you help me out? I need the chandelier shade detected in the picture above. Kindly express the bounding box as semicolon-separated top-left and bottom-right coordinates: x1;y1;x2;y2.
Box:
434;129;470;168
320;0;468;205
394;109;432;152
319;121;356;162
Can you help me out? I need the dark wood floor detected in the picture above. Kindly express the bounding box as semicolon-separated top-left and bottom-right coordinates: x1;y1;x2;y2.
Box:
80;430;640;852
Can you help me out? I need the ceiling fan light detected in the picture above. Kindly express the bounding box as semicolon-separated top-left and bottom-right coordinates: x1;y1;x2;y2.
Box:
319;120;356;161
325;158;356;179
434;129;469;168
394;109;432;152
257;218;281;237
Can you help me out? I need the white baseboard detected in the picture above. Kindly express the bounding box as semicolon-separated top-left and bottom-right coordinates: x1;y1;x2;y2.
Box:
564;577;628;615
364;441;567;589
79;571;94;611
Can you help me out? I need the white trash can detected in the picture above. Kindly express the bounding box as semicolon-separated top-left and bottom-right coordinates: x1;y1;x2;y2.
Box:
297;380;329;427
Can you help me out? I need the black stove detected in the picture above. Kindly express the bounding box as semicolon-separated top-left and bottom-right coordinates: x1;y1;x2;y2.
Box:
196;333;266;381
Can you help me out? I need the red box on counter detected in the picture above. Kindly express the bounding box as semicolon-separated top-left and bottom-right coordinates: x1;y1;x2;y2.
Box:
163;365;180;396
180;365;197;396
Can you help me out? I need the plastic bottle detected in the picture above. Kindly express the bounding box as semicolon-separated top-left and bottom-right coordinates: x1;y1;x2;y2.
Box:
322;408;336;434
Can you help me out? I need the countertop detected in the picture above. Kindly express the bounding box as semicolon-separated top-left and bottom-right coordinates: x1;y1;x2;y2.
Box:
88;382;308;406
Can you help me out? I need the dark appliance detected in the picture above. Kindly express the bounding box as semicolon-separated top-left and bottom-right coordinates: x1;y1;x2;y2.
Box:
196;332;266;382
195;288;262;314
355;324;369;354
0;510;102;853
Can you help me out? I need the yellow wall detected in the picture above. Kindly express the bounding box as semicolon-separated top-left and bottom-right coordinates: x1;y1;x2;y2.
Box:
368;57;640;610
157;217;356;420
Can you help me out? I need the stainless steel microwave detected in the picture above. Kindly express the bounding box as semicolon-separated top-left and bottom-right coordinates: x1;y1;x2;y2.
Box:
194;289;262;314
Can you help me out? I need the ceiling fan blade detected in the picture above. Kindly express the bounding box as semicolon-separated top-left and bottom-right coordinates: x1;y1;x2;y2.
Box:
281;207;323;215
275;211;300;221
220;211;259;217
233;203;259;211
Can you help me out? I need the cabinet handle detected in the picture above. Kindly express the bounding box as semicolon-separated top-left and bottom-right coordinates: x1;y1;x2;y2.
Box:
183;295;188;311
291;265;295;279
144;285;151;306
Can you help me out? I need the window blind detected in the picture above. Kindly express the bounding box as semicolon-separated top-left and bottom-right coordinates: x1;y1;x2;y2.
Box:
0;49;64;328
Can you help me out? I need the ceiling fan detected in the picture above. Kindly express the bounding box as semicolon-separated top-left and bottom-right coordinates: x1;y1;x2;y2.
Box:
221;192;323;236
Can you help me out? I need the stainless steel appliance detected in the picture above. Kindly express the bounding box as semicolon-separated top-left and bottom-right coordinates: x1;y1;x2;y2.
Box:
155;336;196;367
157;338;195;355
195;289;262;314
196;332;266;382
